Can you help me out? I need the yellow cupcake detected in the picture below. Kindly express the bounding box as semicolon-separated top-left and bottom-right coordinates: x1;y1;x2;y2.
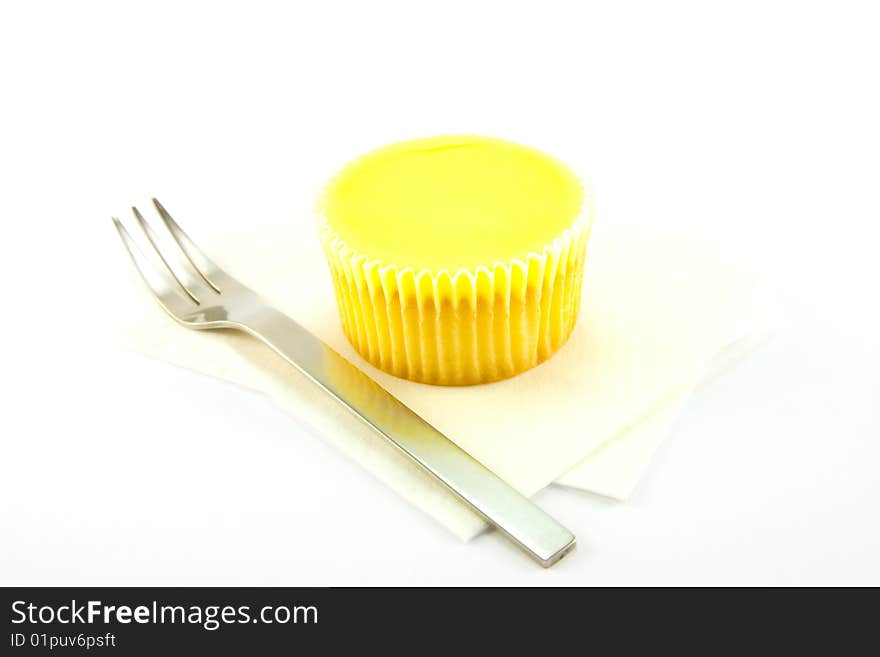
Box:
317;135;593;385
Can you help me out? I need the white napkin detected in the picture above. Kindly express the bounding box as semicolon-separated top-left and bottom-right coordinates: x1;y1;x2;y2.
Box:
557;269;773;498
119;216;768;540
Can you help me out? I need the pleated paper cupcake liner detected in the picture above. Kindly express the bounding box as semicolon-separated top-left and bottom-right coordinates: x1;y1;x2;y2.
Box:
317;198;593;385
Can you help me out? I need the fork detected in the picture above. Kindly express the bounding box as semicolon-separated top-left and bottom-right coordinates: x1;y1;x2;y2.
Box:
113;198;577;567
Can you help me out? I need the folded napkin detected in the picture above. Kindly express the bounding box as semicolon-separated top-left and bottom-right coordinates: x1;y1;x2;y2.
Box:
119;215;768;540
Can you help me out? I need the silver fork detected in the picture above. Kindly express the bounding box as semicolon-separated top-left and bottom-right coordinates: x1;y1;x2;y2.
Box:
113;198;577;567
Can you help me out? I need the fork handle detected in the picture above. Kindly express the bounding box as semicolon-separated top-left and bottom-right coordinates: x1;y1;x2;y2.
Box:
239;307;576;567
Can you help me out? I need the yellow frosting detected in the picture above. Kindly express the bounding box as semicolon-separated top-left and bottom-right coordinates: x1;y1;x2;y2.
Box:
322;135;584;271
317;135;592;385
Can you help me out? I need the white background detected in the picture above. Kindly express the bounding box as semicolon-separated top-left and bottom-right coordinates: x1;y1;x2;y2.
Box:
1;0;878;585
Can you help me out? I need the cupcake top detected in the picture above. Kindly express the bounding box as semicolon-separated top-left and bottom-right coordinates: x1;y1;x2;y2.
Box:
320;135;585;272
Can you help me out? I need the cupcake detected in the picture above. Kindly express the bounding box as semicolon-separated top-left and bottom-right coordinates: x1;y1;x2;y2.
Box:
317;135;592;385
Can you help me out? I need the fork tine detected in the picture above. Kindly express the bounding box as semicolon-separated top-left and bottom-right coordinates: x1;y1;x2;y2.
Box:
152;198;222;293
112;217;194;317
131;206;200;304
